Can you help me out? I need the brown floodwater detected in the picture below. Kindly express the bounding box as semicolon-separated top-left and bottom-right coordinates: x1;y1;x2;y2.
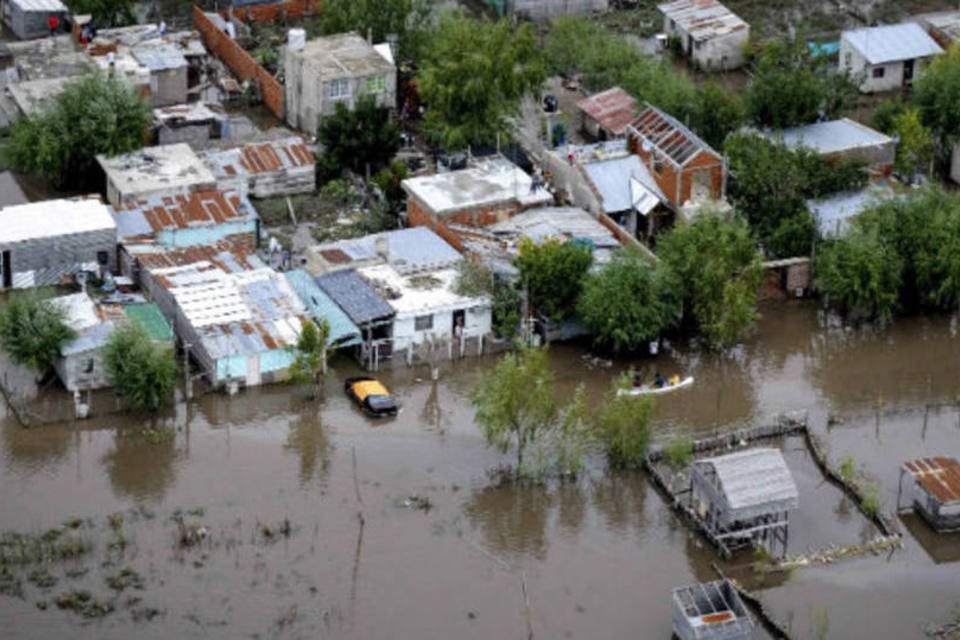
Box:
1;302;960;639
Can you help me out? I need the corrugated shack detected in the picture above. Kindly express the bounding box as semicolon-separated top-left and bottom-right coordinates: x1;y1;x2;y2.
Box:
0;197;117;289
576;86;638;140
765;118;896;175
98;143;217;207
690;448;798;556
204;137;315;198
671;580;753;640
315;268;395;368
840;23;942;93
284;31;397;136
658;0;749;70
898;457;960;533
51;292;173;392
403;157;553;251
626;105;726;214
283;269;361;348
132;43;188;107
1;0;67;40
111;189;260;273
132;243;307;388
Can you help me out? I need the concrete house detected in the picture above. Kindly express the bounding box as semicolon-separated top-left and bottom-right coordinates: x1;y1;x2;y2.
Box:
402;157;553;250
499;0;608;22
659;0;749;71
626;105;726;212
765;118;896;175
132;43;189;107
576;87;638;140
840;23;943;93
132;243;308;389
98;143;217;207
1;0;67;40
284;31;396;136
0;197;117;289
204;137;315;198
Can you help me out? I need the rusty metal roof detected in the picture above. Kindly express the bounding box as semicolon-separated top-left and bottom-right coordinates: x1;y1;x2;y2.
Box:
628;104;719;168
204;136;314;179
576;87;638;136
904;457;960;505
658;0;748;42
128;237;258;271
112;189;257;239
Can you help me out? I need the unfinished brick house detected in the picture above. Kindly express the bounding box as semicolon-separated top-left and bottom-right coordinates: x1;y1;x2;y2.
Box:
625;104;726;211
402;157;552;250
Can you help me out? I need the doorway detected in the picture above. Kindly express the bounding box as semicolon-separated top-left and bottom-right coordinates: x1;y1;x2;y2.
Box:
1;250;10;289
903;59;915;86
452;309;465;339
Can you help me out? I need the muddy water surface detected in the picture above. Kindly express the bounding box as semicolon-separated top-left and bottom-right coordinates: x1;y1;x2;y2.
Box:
1;303;960;639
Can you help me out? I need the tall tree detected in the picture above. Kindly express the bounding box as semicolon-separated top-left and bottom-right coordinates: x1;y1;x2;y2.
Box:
289;319;333;398
418;14;546;149
103;324;177;413
320;0;430;60
815;228;902;321
914;44;960;156
892;107;935;180
8;73;149;188
0;293;75;374
514;237;593;322
316;93;400;181
577;251;680;353
472;346;558;475
657;214;763;349
64;0;135;28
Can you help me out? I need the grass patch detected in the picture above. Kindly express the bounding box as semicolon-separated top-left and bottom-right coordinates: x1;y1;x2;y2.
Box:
663;434;694;470
55;589;114;618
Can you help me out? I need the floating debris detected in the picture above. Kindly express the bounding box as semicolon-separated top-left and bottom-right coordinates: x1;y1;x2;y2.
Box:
397;495;433;511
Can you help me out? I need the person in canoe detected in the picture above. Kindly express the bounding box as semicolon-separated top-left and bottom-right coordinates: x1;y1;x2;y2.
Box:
654;372;666;388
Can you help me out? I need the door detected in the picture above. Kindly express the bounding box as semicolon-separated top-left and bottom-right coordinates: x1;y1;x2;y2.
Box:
1;250;10;289
903;59;915;85
452;309;465;340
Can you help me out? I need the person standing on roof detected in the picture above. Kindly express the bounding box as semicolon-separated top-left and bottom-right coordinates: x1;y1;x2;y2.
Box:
48;15;59;37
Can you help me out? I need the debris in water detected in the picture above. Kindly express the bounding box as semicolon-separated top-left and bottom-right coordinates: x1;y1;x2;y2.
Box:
397;494;433;511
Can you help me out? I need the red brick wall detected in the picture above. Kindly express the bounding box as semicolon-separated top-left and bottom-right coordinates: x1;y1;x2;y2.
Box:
406;196;522;251
193;5;284;118
628;133;724;209
224;0;322;24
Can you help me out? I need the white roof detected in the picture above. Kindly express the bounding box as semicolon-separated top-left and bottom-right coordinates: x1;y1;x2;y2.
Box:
357;264;488;317
11;0;66;12
97;144;215;197
373;43;394;65
842;23;943;65
402;157;552;215
0;197;116;244
769;118;893;155
696;448;798;512
50;293;100;332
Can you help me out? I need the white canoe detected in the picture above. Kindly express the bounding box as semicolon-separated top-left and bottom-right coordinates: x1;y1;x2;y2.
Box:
617;376;694;397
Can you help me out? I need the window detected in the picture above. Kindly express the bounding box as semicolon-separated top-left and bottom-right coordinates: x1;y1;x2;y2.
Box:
82;358;94;374
365;75;386;94
329;78;350;100
872;67;885;79
97;250;109;265
414;315;433;331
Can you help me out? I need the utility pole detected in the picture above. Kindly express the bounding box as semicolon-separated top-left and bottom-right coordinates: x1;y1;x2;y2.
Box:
183;342;193;401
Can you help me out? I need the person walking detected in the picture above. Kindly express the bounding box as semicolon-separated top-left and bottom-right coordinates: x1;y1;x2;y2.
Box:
47;15;59;37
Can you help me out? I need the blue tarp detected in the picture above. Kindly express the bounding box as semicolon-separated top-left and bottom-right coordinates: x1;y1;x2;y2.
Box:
284;270;362;347
808;41;840;58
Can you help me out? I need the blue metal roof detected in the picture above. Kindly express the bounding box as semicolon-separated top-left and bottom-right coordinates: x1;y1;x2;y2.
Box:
843;23;942;65
284;270;361;347
315;269;394;327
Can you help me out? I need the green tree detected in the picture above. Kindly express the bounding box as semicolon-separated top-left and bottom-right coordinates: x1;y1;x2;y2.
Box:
320;0;431;60
914;44;960;155
596;373;654;469
8;73;149;188
577;251;679;353
815;228;902;321
745;40;859;128
64;0;135;28
893;107;935;179
657;214;763;349
372;159;410;214
0;293;75;374
103;324;177;413
687;81;745;150
870;96;906;134
290;319;333;397
472;346;558;476
492;281;522;340
316;93;400;181
454;258;494;298
418;14;546;149
514;237;592;321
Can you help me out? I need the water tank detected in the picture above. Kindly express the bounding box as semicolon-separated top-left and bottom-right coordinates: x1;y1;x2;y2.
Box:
287;28;306;52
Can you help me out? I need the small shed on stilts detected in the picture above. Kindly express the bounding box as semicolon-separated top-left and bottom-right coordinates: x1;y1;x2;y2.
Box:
898;457;960;533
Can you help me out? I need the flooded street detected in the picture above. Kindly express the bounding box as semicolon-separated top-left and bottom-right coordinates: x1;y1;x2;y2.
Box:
2;302;960;638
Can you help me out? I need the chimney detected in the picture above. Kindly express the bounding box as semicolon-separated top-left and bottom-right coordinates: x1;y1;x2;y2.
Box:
375;236;389;262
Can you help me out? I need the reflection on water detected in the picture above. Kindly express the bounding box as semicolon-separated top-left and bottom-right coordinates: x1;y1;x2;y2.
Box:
284;403;332;487
465;483;554;562
102;426;180;502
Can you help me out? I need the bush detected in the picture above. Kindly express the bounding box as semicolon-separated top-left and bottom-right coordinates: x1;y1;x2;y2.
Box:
596;374;654;469
316;94;400;181
664;435;694;470
103;325;177;413
515;237;592;321
0;292;75;373
814;228;902;321
454;259;494;298
838;456;857;485
861;482;880;517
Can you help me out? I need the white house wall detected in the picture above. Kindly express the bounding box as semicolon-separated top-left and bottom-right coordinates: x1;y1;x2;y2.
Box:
841;38;934;93
662;17;748;70
391;304;492;352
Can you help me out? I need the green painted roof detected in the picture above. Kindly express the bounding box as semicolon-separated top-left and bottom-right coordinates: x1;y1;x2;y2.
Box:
124;303;174;342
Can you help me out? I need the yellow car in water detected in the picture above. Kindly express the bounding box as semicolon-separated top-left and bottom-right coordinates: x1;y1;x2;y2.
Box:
344;377;398;417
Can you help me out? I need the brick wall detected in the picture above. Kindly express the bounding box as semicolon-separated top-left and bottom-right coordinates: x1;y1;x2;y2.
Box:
407;196;524;252
224;0;322;24
193;5;285;118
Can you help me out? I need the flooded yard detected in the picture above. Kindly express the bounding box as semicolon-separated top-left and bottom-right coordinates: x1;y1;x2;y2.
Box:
2;302;960;638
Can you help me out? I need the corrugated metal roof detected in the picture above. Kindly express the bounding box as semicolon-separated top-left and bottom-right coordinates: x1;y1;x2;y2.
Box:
489;207;620;249
629;105;718;168
771;118;893;156
581;152;665;213
658;0;747;42
284;269;361;347
204;137;314;179
843;23;943;65
132;43;188;71
904;457;960;504
315;269;394;326
124;303;173;341
695;448;798;512
129;239;260;271
61;321;114;357
807;186;896;237
313;227;463;275
10;0;66;12
0;197;115;245
111;189;257;240
576;87;638;136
